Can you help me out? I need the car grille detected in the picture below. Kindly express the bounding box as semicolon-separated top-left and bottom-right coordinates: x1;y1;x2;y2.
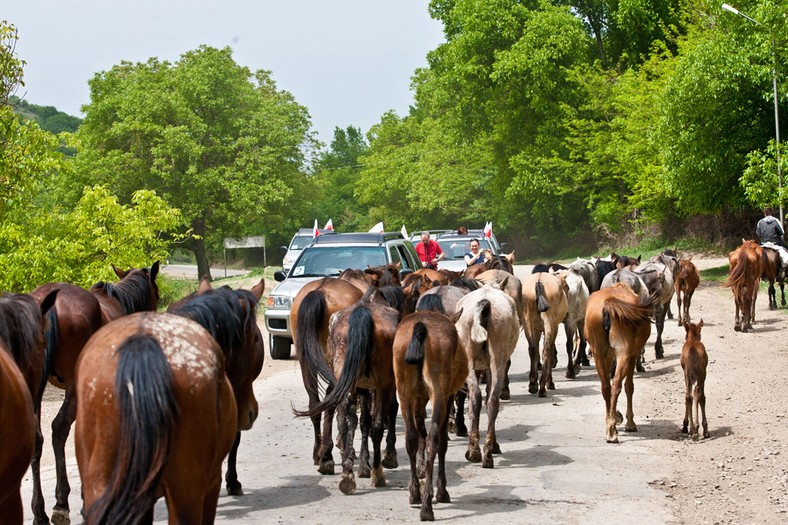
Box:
268;319;287;330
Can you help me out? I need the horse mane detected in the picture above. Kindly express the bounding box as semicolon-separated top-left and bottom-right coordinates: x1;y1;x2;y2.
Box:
0;293;41;371
488;255;513;274
450;277;480;291
416;293;446;314
91;269;158;314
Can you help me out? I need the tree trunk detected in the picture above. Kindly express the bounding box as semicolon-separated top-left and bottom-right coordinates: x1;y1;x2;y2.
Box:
191;217;212;282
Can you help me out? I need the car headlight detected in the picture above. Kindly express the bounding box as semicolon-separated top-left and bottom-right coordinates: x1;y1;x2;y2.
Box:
266;295;291;309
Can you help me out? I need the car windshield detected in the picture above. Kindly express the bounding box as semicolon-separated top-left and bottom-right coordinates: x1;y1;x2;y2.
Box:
289;235;315;251
290;246;387;277
436;238;495;260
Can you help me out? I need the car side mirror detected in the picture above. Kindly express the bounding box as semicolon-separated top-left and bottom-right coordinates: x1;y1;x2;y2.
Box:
280;245;288;252
274;270;287;282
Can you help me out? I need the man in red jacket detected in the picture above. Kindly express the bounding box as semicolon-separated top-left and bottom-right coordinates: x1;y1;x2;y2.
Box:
415;231;445;270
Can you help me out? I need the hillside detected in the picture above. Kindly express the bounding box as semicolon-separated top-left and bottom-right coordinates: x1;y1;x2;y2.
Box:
10;96;81;133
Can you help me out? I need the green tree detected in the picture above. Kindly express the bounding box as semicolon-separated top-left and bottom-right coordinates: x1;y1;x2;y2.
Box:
74;45;316;280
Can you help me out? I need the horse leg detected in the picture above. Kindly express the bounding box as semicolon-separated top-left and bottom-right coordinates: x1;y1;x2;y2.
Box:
453;384;468;437
654;303;665;359
415;399;428;478
622;357;638;432
403;399;421;506
699;380;710;439
435;395;453;505
527;336;539;394
593;350;614;441
780;275;787;307
683;290;693;326
357;389;372;479
382;396;398;469
420;401;443;522
465;373;483;463
682;370;691;435
338;393;359;495
300;365;324;467
676;288;684;326
369;389;391;488
690;382;700;441
768;280;777;310
565;321;578;379
500;358;511;400
51;390;76;525
31;401;50;525
481;366;505;468
224;432;243;495
318;402;336;475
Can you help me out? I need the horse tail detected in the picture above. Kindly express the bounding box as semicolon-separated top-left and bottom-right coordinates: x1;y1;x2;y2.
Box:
724;249;748;290
405;321;428;365
40;306;59;401
602;296;654;329
416;293;446;313
295;290;336;387
296;304;374;418
87;334;177;525
471;299;491;344
535;280;550;313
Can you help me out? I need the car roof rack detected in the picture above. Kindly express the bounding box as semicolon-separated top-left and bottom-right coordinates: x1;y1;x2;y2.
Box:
311;231;404;245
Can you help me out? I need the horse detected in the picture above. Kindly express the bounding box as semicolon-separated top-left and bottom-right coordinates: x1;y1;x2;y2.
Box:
654;249;680;319
675;256;700;326
611;252;641;269
724;240;763;332
0;338;37;525
760;247;786;310
601;268;651;372
338;268;375;292
455;280;520;468
584;282;655;443
680;320;709;441
392;310;467;521
463;251;515;279
593;257;617;292
291;277;363;475
28;262;160;525
554;267;590;377
634;258;675;359
522;271;569;396
531;262;568;274
295;296;400;495
74;312;237;524
167;277;265;496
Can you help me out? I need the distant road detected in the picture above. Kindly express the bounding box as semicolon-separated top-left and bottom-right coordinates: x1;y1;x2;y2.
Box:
160;264;251;279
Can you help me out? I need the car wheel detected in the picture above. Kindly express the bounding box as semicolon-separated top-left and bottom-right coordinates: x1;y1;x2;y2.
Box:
269;334;292;360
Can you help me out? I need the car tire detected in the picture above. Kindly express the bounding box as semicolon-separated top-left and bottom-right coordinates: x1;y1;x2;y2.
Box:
269;334;292;360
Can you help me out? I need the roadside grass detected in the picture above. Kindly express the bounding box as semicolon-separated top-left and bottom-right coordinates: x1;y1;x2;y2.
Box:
158;265;279;310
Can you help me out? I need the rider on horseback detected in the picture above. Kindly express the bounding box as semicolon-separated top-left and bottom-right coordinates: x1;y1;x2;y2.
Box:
756;208;788;265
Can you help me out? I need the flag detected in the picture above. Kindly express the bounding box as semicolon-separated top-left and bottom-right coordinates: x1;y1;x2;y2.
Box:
324;219;334;231
369;221;384;233
313;219;320;238
483;221;493;239
400;224;408;239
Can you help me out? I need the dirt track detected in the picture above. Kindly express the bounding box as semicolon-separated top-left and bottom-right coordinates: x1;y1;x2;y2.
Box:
21;257;788;524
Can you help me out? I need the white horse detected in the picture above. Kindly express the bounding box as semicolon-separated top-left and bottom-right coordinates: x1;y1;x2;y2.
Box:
554;267;590;377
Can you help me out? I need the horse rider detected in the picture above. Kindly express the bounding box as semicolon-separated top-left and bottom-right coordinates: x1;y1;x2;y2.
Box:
415;231;445;270
756;207;788;265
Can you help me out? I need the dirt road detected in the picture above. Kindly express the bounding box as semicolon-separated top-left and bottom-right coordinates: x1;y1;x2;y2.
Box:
21;257;788;524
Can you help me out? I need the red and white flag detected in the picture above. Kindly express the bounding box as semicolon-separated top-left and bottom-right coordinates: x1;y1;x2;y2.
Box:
313;219;320;238
368;221;384;233
483;221;493;239
400;225;408;239
324;219;334;231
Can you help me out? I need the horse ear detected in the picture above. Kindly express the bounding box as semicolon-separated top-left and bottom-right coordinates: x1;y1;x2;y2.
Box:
506;251;515;262
637;255;642;263
150;261;160;282
698;319;703;329
39;289;59;317
449;308;463;324
198;276;213;295
112;264;127;279
250;278;265;300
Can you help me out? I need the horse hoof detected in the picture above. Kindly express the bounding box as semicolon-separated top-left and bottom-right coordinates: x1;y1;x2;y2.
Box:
358;465;371;478
500;389;510;400
482;455;494;469
318;460;335;475
436;489;451;503
456;425;468;437
51;508;71;525
420;508;435;521
548;382;556;390
581;359;591;367
625;423;638;432
615;411;624;425
339;475;356;495
371;467;386;488
606;435;619;444
703;430;710;439
538;389;546;398
734;324;742;332
529;384;538;394
491;442;502;454
382;454;398;469
448;419;456;433
636;363;646;373
226;481;244;496
466;448;482;463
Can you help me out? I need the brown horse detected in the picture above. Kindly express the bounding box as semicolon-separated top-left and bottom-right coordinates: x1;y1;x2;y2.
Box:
724;240;763;332
0;338;37;525
680;320;709;441
392;310;467;521
585;283;654;443
296;297;400;495
675;257;700;326
522;271;569;397
28;262;160;525
463;251;515;279
168;277;265;495
760;247;786;310
455;280;520;468
291;277;363;474
75;312;237;524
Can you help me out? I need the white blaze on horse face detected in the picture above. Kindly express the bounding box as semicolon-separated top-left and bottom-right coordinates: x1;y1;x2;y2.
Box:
154;314;219;379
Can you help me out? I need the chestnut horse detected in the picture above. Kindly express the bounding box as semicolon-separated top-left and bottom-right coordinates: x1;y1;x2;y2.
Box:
392;310;467;521
724;240;763;332
760;247;786;310
675;257;700;326
463;251;515;279
455;280;520;468
75;312;237;524
680;320;709;440
585;283;654;443
168;277;265;495
28;262;159;525
291;277;363;475
0;338;37;525
295;296;400;495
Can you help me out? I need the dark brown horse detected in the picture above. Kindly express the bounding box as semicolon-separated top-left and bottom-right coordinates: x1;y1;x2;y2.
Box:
760;247;786;310
28;262;160;525
680;320;709;440
75;312;237;524
0;338;37;525
463;251;515;279
291;278;363;474
392;310;467;521
724;240;763;332
296;297;400;495
675;257;700;326
168;277;265;495
584;283;654;443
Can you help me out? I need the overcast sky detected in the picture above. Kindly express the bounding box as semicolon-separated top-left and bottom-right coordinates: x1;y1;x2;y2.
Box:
6;1;445;145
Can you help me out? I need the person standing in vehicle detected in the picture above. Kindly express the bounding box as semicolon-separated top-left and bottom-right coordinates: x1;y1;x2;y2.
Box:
415;231;445;270
464;238;490;266
756;207;785;246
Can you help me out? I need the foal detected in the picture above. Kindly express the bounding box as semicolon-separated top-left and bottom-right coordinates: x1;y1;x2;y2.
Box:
680;320;709;441
675;257;700;326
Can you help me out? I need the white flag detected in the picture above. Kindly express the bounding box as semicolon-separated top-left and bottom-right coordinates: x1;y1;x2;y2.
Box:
313;219;320;238
369;221;384;233
400;224;408;239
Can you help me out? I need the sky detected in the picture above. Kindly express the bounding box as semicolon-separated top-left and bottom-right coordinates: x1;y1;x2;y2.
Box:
5;1;445;145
